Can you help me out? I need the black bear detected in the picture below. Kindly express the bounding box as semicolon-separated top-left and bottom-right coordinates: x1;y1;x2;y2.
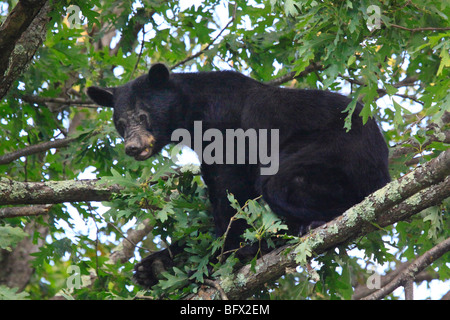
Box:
87;63;390;288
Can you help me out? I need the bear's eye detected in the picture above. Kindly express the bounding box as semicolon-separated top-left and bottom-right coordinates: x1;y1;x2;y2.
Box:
139;113;149;125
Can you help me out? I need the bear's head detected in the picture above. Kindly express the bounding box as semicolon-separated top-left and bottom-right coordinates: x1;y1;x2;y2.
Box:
87;64;180;161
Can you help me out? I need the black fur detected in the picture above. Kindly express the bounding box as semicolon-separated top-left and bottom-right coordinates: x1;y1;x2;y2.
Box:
88;64;390;287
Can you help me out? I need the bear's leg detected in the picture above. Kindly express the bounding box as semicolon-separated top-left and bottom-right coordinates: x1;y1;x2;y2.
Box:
201;164;259;251
134;164;258;288
133;242;184;288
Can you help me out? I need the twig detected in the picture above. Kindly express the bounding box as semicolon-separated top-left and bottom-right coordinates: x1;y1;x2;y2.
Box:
267;62;323;86
203;279;229;300
129;24;148;81
0;137;76;165
389;112;450;163
218;195;262;263
389;23;450;32
218;214;238;263
170;3;237;70
110;8;156;57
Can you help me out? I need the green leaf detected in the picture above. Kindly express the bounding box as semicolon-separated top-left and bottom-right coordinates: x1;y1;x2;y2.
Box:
422;206;443;240
0;285;30;300
342;96;359;132
294;240;312;265
150;158;177;182
0;225;28;252
347;55;356;66
156;202;175;222
159;267;189;291
284;0;299;16
437;45;450;76
103;168;140;189
392;100;405;125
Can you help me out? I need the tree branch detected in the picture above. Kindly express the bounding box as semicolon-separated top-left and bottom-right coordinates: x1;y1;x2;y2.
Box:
0;204;52;218
389;112;450;164
170;4;236;71
108;219;154;264
389;23;450;32
267;62;323;86
352;260;441;299
110;8;157;57
0;0;47;67
0;137;76;165
362;237;450;300
340;74;420;102
0;1;52;99
0;179;122;205
0;216;49;291
21;95;97;108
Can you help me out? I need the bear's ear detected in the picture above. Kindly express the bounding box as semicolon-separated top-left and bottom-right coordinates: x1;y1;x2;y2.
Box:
148;63;170;87
87;86;114;107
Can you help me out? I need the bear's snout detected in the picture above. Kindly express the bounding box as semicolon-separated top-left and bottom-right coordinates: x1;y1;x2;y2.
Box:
124;134;156;161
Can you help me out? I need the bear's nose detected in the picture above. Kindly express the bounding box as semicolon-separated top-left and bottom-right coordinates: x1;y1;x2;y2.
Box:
125;143;141;156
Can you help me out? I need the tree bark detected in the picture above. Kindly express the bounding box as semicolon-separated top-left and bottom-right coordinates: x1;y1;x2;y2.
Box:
0;0;52;99
0;138;76;165
0;204;52;218
0;179;122;205
0;217;49;291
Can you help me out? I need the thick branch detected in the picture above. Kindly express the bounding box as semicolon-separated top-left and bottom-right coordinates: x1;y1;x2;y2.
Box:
0;1;52;99
200;177;449;300
0;0;47;66
108;219;154;264
0;151;448;299
0;179;122;205
0;204;52;218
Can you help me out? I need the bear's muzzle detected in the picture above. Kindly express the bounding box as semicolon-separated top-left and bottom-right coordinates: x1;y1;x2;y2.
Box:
124;132;156;161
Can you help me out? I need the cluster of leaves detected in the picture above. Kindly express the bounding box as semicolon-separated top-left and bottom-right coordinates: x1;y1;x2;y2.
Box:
105;155;215;295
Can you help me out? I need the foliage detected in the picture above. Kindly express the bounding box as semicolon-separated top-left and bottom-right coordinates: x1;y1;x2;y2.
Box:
0;224;28;251
0;0;448;300
0;285;30;300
